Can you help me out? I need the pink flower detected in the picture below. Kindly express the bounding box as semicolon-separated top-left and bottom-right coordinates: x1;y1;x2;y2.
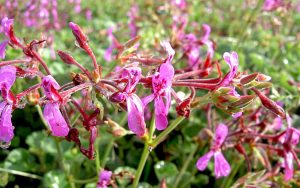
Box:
97;170;112;188
143;41;175;130
263;0;282;11
196;124;231;178
42;76;69;137
127;4;139;38
110;66;146;136
172;0;187;10
217;52;239;87
0;101;14;143
104;27;120;62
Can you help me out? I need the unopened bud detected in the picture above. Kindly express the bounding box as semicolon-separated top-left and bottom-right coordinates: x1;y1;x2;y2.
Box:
105;118;127;137
57;50;77;65
252;88;285;118
69;22;90;52
240;73;259;85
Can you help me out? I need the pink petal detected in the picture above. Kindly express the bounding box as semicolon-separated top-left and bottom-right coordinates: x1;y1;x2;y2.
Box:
214;151;231;178
43;102;69;137
0;102;14;143
142;94;155;107
196;150;214;171
97;170;112;188
0;40;8;59
0;65;16;90
154;97;168;130
284;151;294;181
126;94;146;136
42;75;61;101
214;123;228;148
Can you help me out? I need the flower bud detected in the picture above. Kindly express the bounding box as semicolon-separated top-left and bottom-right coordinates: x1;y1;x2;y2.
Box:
69;22;89;50
57;50;77;65
105;118;127;137
252;88;285;118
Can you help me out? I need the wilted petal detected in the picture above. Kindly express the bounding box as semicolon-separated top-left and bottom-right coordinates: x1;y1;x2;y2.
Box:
0;40;8;59
0;102;14;143
97;170;112;188
42;75;61;101
214;151;231;178
284;151;294;181
214;123;228;148
0;65;16;91
43;102;69;137
196;150;214;171
126;94;146;136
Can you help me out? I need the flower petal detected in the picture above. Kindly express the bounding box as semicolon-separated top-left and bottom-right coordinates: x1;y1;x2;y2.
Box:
42;75;61;101
284;151;294;181
196;150;214;171
0;40;8;59
154;97;168;130
214;151;231;178
0;102;14;143
97;170;112;188
214;123;228;148
127;94;146;136
43;102;69;137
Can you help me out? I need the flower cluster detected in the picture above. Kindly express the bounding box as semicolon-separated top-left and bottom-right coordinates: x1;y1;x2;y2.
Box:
0;3;298;185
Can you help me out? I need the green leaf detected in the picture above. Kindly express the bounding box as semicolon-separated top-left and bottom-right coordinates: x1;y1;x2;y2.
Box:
114;166;136;187
154;161;178;183
43;170;70;188
4;148;38;172
0;172;9;187
26;131;57;155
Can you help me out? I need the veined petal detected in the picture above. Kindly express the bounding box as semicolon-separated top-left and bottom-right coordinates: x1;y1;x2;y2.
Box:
0;102;14;143
154;97;168;130
42;75;61;101
43;102;69;137
214;123;228;148
126;94;146;136
196;150;214;171
0;40;8;59
284;151;294;181
0;65;16;91
214;151;231;178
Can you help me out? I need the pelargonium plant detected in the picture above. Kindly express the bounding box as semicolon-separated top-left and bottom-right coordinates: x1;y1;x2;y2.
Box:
0;1;299;187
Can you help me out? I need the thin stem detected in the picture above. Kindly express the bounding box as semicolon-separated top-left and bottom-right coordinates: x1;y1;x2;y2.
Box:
16;83;41;99
132;143;150;188
173;145;198;188
35;105;49;131
31;51;51;75
0;167;42;180
0;59;31;67
61;82;94;99
101;137;115;168
150;116;185;148
172;81;216;90
72;176;98;184
132;114;156;187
